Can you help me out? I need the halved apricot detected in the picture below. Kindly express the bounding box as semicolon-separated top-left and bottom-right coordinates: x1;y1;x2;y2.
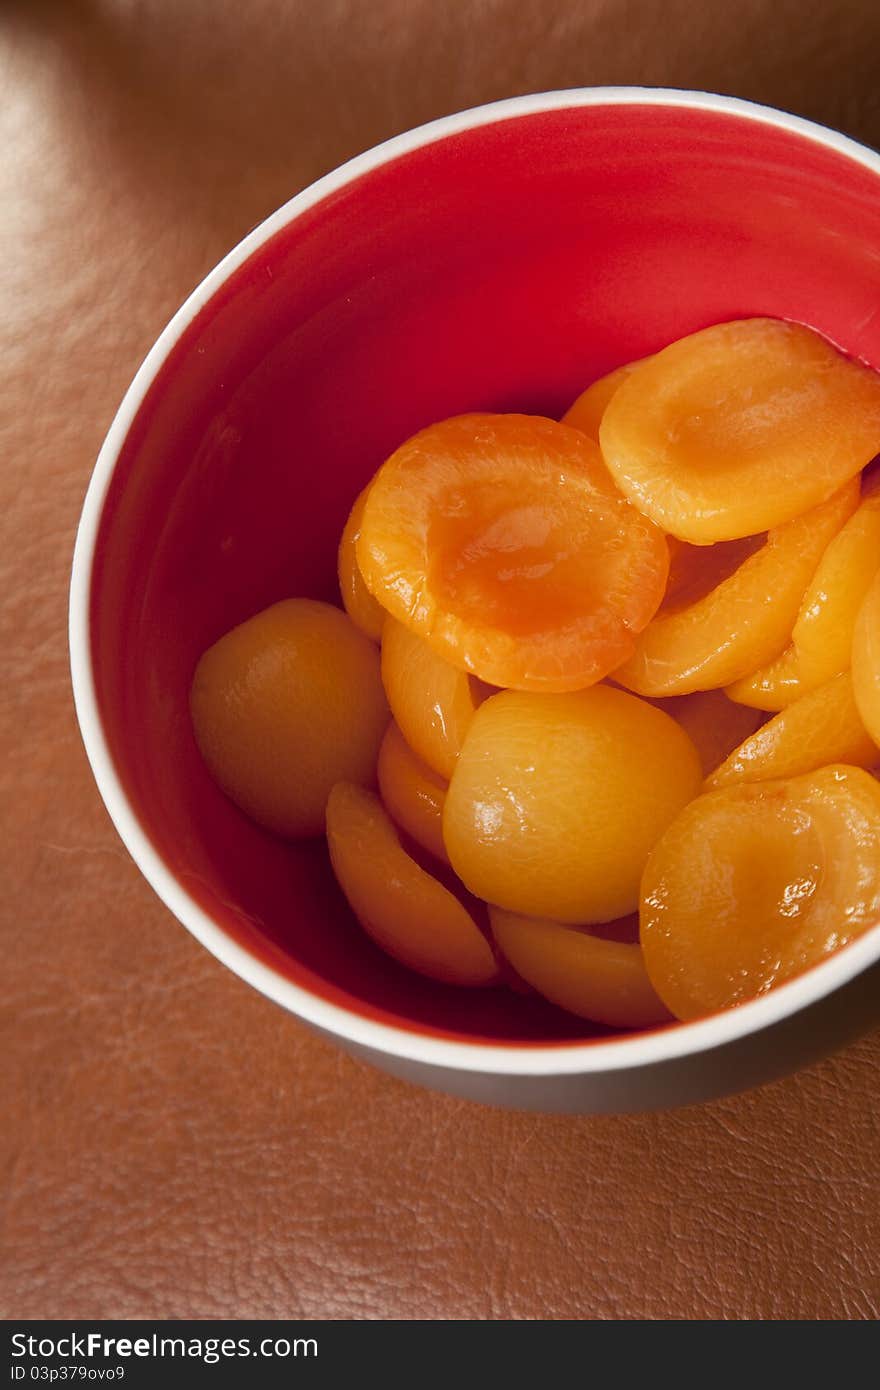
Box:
190;599;389;837
613;480;859;696
326;783;498;986
600;318;880;542
443;685;702;924
794;488;880;681
852;570;880;748
358;413;669;693
657;689;764;776
338;485;387;641
641;765;880;1020
376;721;448;863
727;487;880;709
561;357;649;442
381;618;484;779
725;645;805;712
707;672;877;788
490;907;671;1028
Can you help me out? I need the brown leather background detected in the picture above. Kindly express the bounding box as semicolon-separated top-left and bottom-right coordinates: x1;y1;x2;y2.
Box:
4;0;880;1321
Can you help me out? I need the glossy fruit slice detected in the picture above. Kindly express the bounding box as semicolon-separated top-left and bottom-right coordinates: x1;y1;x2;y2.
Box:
190;599;389;837
727;487;880;709
600;317;880;542
376;721;448;863
852;570;880;748
381;618;485;779
724;646;805;712
338;485;387;641
707;672;877;788
612;480;859;696
490;907;671;1028
561;358;649;442
657;689;764;776
326;783;498;986
641;765;880;1020
443;685;702;924
358;413;669;693
794;487;880;680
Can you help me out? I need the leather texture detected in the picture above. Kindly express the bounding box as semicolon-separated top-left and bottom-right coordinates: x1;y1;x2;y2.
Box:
4;0;880;1321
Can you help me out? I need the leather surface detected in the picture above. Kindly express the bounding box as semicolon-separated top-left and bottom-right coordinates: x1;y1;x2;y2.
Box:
4;0;880;1321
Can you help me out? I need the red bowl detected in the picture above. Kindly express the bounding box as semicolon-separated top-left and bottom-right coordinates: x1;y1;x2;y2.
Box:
70;89;880;1111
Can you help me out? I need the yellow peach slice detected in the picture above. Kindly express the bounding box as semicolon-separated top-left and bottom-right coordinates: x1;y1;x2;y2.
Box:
381;618;485;780
326;783;498;986
443;685;702;924
561;357;649;442
612;480;859;696
641;765;880;1020
600;318;880;542
490;907;671;1028
852;570;880;748
376;721;448;863
707;672;877;788
338;485;387;642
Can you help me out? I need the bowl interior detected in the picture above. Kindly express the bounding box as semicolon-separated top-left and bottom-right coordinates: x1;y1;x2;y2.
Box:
89;98;880;1044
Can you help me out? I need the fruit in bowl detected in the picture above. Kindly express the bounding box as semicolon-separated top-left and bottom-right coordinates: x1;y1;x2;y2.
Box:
71;90;880;1111
189;317;880;1028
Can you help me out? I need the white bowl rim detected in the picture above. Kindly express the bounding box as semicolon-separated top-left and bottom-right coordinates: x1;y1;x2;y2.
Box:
69;85;880;1078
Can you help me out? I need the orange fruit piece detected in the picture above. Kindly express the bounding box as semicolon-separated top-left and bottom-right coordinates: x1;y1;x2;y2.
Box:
490;907;671;1029
656;689;764;777
190;599;389;837
357;413;669;693
599;318;880;542
326;782;498;987
561;357;649;442
852;570;880;748
728;486;880;710
641;765;880;1020
337;485;387;641
443;685;702;924
794;486;880;681
724;646;805;712
376;721;448;863
707;672;877;788
381;618;485;779
613;480;859;696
